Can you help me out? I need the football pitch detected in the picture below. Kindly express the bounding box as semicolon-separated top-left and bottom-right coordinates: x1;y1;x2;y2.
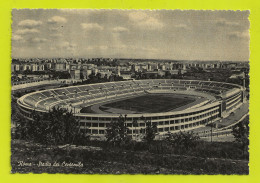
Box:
101;94;196;113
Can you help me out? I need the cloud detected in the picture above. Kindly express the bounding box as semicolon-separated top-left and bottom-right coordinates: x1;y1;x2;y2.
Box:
86;45;108;50
47;16;67;24
99;45;108;50
57;41;69;48
56;41;77;51
50;46;56;51
66;44;77;51
216;19;240;27
128;12;148;22
174;24;189;29
58;9;93;14
12;34;47;44
128;12;164;30
127;45;159;52
50;33;63;38
112;26;129;33
142;17;164;29
139;47;159;52
96;44;158;53
31;37;48;43
49;27;60;31
15;28;39;35
12;34;24;41
18;19;42;28
81;23;103;31
228;31;249;40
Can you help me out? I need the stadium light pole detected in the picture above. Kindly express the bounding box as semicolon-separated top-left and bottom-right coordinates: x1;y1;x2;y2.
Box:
211;122;213;143
210;113;213;143
133;119;138;141
124;114;127;139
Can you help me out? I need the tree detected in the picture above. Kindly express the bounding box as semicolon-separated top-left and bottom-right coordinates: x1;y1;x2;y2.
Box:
143;120;157;144
232;117;249;158
14;107;80;145
165;131;200;153
132;119;138;140
13;111;30;140
43;107;80;145
96;73;101;80
106;115;131;147
80;71;84;79
52;71;71;79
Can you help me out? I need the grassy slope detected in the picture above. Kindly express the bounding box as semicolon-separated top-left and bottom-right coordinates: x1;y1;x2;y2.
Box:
11;140;249;174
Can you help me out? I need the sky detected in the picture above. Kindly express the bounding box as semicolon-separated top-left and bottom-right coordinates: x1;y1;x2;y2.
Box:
12;9;250;61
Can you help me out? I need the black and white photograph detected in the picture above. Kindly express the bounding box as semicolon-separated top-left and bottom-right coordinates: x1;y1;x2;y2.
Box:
11;9;250;174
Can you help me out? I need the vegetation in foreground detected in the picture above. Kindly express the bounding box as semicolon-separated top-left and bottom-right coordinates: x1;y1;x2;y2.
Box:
11;139;249;174
11;107;249;174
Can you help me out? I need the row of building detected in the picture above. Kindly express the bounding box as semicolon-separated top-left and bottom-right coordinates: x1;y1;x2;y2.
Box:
11;58;249;80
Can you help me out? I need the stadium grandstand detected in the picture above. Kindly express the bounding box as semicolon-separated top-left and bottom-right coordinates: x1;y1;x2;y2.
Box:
17;79;246;139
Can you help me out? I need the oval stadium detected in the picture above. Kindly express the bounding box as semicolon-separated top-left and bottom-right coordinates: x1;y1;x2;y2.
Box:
17;79;246;140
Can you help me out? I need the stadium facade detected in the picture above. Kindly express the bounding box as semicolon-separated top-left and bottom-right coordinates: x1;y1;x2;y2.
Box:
17;79;246;139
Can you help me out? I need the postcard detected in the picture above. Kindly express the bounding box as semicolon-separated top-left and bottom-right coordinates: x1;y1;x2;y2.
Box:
11;9;249;174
